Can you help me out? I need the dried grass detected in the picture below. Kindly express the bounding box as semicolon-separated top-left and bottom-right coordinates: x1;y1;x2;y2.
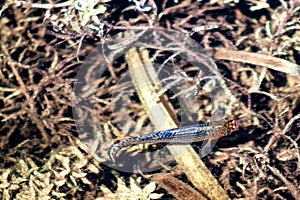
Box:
0;0;299;199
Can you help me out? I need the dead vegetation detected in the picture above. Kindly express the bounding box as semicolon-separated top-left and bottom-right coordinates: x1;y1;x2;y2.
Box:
0;0;300;199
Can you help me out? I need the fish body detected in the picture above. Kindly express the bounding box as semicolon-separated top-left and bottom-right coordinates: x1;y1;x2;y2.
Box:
109;120;238;162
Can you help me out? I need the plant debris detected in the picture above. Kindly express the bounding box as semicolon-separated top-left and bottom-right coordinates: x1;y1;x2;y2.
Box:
0;0;299;199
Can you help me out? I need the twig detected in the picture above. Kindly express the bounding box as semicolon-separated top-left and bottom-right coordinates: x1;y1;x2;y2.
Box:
207;48;300;76
282;113;300;134
268;165;300;199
